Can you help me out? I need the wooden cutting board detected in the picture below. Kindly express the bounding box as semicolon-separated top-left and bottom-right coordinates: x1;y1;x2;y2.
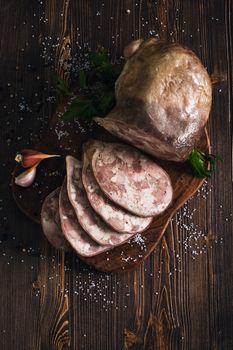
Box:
12;99;210;272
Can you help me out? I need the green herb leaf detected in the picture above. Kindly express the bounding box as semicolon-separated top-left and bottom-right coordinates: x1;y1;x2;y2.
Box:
60;48;122;122
88;48;108;68
62;97;98;121
95;62;122;85
97;90;115;116
61;89;116;122
54;75;72;98
78;70;87;89
187;148;222;177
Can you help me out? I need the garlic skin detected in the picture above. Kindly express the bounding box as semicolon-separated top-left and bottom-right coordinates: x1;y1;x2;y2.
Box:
15;149;60;168
15;165;37;187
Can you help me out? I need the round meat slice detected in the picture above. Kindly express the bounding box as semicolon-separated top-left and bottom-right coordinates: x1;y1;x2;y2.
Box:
82;148;153;233
66;156;134;246
41;187;70;251
59;180;109;257
92;142;173;217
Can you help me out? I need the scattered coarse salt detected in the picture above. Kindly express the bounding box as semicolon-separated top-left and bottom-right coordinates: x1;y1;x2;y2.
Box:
130;233;147;251
55;129;70;140
0;7;230;319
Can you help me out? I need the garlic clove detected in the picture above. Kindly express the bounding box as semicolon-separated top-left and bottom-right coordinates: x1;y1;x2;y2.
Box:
15;149;61;168
15;165;37;187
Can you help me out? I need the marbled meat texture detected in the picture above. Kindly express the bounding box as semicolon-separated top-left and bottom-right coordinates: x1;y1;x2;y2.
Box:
41;187;70;251
92;142;173;217
82;147;153;233
66;156;134;246
95;38;212;162
59;179;108;257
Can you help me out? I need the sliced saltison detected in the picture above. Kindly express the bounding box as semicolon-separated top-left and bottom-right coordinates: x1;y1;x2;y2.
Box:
66;156;134;246
59;179;109;257
92;142;173;217
82;141;153;233
41;187;70;251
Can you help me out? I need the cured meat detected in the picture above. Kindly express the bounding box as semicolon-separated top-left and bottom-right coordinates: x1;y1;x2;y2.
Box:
95;38;212;162
59;180;108;257
82;142;153;233
92;142;173;217
41;187;70;251
66;156;134;246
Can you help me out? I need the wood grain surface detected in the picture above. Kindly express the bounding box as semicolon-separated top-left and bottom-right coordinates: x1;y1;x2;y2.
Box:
0;0;232;349
12;107;210;272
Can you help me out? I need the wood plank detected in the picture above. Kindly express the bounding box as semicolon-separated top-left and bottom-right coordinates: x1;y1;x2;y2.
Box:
207;0;233;347
0;0;43;349
0;0;232;349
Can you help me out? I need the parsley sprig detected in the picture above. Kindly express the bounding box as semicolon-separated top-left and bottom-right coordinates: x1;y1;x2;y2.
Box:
187;148;222;177
54;75;73;98
55;48;122;121
62;90;115;121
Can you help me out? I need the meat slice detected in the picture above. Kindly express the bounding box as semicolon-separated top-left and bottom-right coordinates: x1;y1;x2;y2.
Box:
66;156;134;246
95;38;212;162
41;187;70;251
82;142;153;233
92;142;173;217
59;180;108;257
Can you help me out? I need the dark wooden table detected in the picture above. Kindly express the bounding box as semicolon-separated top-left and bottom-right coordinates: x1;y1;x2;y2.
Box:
0;1;232;349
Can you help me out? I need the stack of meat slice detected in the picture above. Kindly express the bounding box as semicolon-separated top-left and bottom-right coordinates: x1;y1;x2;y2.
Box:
41;140;173;257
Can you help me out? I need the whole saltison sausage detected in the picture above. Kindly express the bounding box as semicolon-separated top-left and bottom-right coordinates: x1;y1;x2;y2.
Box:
92;142;173;217
95;39;212;162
